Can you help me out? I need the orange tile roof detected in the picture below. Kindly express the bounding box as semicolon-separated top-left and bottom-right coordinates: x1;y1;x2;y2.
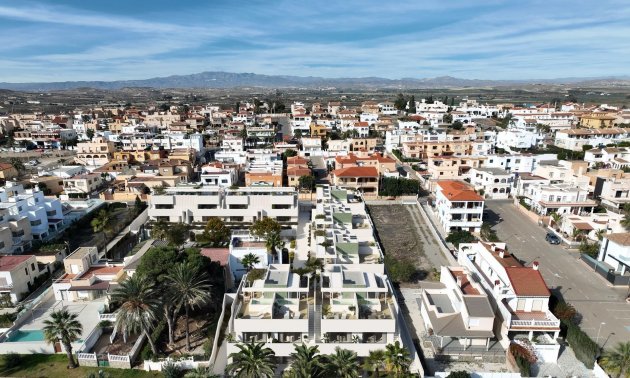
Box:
287;156;309;166
333;166;378;178
287;167;311;176
0;255;33;271
436;180;483;202
505;267;550;297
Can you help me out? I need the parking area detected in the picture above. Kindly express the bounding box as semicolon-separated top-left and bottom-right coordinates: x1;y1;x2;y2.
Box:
485;200;630;348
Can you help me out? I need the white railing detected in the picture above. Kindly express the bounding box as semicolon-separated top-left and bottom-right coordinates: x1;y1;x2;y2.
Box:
98;313;117;321
77;352;97;361
511;318;560;328
108;354;130;363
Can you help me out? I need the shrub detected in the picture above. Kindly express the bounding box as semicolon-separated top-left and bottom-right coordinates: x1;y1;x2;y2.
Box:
445;231;477;248
0;312;17;327
314;230;326;237
246;268;266;283
161;361;183;378
447;372;471;378
378;177;421;197
140;320;166;361
579;241;600;258
2;353;21;369
563;319;598;368
518;196;531;211
384;255;416;283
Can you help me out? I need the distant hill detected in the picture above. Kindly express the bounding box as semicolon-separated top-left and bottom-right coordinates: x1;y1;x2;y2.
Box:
1;71;629;91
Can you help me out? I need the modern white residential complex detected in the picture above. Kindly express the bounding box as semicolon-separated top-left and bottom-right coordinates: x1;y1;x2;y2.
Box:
148;185;299;227
223;185;421;372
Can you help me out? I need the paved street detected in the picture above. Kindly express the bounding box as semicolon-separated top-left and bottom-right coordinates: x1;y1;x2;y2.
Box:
485;200;630;348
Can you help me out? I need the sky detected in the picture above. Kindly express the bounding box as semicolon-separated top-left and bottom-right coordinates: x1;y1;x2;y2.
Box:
0;0;629;82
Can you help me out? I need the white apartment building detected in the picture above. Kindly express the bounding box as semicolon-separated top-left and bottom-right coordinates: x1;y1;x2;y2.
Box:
0;255;45;304
496;128;542;151
378;102;398;115
458;242;561;361
223;185;421;372
148;185;298;227
483;153;557;173
599;178;630;213
0;182;64;253
290;114;312;135
419;266;495;350
433;180;484;233
584;147;630;169
200;164;238;187
75;137;116;167
554;128;630;151
469;167;514;200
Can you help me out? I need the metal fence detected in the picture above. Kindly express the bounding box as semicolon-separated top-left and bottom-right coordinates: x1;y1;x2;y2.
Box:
581;253;630;286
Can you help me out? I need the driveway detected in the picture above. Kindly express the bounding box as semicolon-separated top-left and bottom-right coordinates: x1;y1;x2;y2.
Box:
485;200;630;349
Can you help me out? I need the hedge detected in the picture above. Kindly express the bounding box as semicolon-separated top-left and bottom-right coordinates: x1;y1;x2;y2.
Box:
563;319;598;368
140;320;166;361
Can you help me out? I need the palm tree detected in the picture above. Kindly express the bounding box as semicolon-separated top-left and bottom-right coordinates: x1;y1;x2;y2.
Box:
265;231;283;263
595;228;607;241
622;212;630;232
151;218;169;241
285;344;325;378
550;212;563;229
601;341;630;378
166;262;212;351
225;341;276;377
42;309;83;369
240;253;260;272
111;274;161;355
384;341;411;375
184;366;220;378
363;349;385;377
91;209;113;245
324;347;360;378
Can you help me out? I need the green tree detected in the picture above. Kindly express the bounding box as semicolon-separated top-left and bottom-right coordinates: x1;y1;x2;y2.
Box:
265;231;284;262
284;149;298;158
86;128;95;140
251;217;282;238
151;218;169;241
324;347;360;378
363;349;385;378
225;341;276;378
451;120;464;130
200;217;230;246
384;341;411;375
408;95;416;114
579;241;600;258
91;209;113;245
111;275;161;355
446;372;471;378
136;246;180;282
166;262;212;351
600;341;630;378
240;253;260;272
621;204;630;231
394;94;406;111
43;309;83;369
298;175;315;192
9;157;24;172
285;344;325;378
443;113;453;124
445;231;477;247
165;222;190;246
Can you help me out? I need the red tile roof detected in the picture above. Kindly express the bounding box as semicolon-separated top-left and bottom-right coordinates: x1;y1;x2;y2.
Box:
0;255;34;271
201;248;229;266
287;167;311;177
436;180;483;202
505;267;550;297
333;166;378;178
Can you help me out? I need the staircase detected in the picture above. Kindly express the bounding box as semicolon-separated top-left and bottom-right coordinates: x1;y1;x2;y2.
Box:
308;305;322;343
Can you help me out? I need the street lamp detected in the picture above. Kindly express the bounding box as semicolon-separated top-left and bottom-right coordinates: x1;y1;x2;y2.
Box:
596;322;606;346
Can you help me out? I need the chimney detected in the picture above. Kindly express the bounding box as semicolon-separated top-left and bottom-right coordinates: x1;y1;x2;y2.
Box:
456;276;462;287
533;261;540;271
499;250;505;258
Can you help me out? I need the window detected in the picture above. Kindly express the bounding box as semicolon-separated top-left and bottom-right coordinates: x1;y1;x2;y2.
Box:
31;263;35;271
31;219;42;226
229;204;247;209
155;204;174;209
272;204;291;209
198;204;217;209
276;216;291;222
0;241;4;249
25;268;28;276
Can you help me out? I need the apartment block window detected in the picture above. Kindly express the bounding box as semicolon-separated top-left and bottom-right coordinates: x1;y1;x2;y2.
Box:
25;268;28;276
31;263;35;271
155;204;174;209
198;204;217;209
229;204;248;209
31;219;42;226
272;204;291;209
0;241;4;249
276;216;291;222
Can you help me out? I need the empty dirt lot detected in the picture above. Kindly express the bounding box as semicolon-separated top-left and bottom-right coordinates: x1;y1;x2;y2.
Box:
368;204;448;282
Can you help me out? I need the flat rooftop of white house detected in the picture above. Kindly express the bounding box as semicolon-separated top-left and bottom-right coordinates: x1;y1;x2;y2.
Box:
475;167;510;175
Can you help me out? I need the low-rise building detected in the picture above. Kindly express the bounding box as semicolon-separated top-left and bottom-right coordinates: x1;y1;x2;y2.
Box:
554;128;630;151
419;266;495;350
332;166;379;194
63;174;104;198
597;233;630;285
0;254;44;304
469;167;513;199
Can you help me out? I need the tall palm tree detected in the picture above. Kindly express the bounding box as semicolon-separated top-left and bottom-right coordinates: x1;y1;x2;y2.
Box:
265;231;283;263
166;262;212;351
324;347;360;378
363;349;386;377
285;344;325;378
384;341;411;375
240;253;261;272
111;274;161;355
42;309;83;369
225;341;276;378
601;341;630;378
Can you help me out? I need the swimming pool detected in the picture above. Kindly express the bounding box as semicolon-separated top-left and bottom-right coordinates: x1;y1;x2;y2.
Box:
5;330;45;342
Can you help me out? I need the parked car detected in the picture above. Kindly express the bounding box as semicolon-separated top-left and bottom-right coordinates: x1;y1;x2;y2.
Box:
545;232;561;245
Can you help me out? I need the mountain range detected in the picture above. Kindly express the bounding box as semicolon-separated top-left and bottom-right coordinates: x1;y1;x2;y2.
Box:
1;71;629;91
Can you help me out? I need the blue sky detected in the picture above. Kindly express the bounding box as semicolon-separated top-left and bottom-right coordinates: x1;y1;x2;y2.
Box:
0;0;629;82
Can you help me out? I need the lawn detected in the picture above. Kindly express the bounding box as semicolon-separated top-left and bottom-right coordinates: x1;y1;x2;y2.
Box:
0;354;161;378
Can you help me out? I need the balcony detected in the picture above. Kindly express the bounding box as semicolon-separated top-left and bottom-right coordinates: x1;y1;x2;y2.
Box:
509;311;560;330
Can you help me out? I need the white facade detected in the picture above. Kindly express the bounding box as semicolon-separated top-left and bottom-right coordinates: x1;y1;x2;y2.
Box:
433;180;484;233
148;185;298;227
469;167;514;199
554;128;630;151
0;255;44;304
200;165;238;187
598;234;630;277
